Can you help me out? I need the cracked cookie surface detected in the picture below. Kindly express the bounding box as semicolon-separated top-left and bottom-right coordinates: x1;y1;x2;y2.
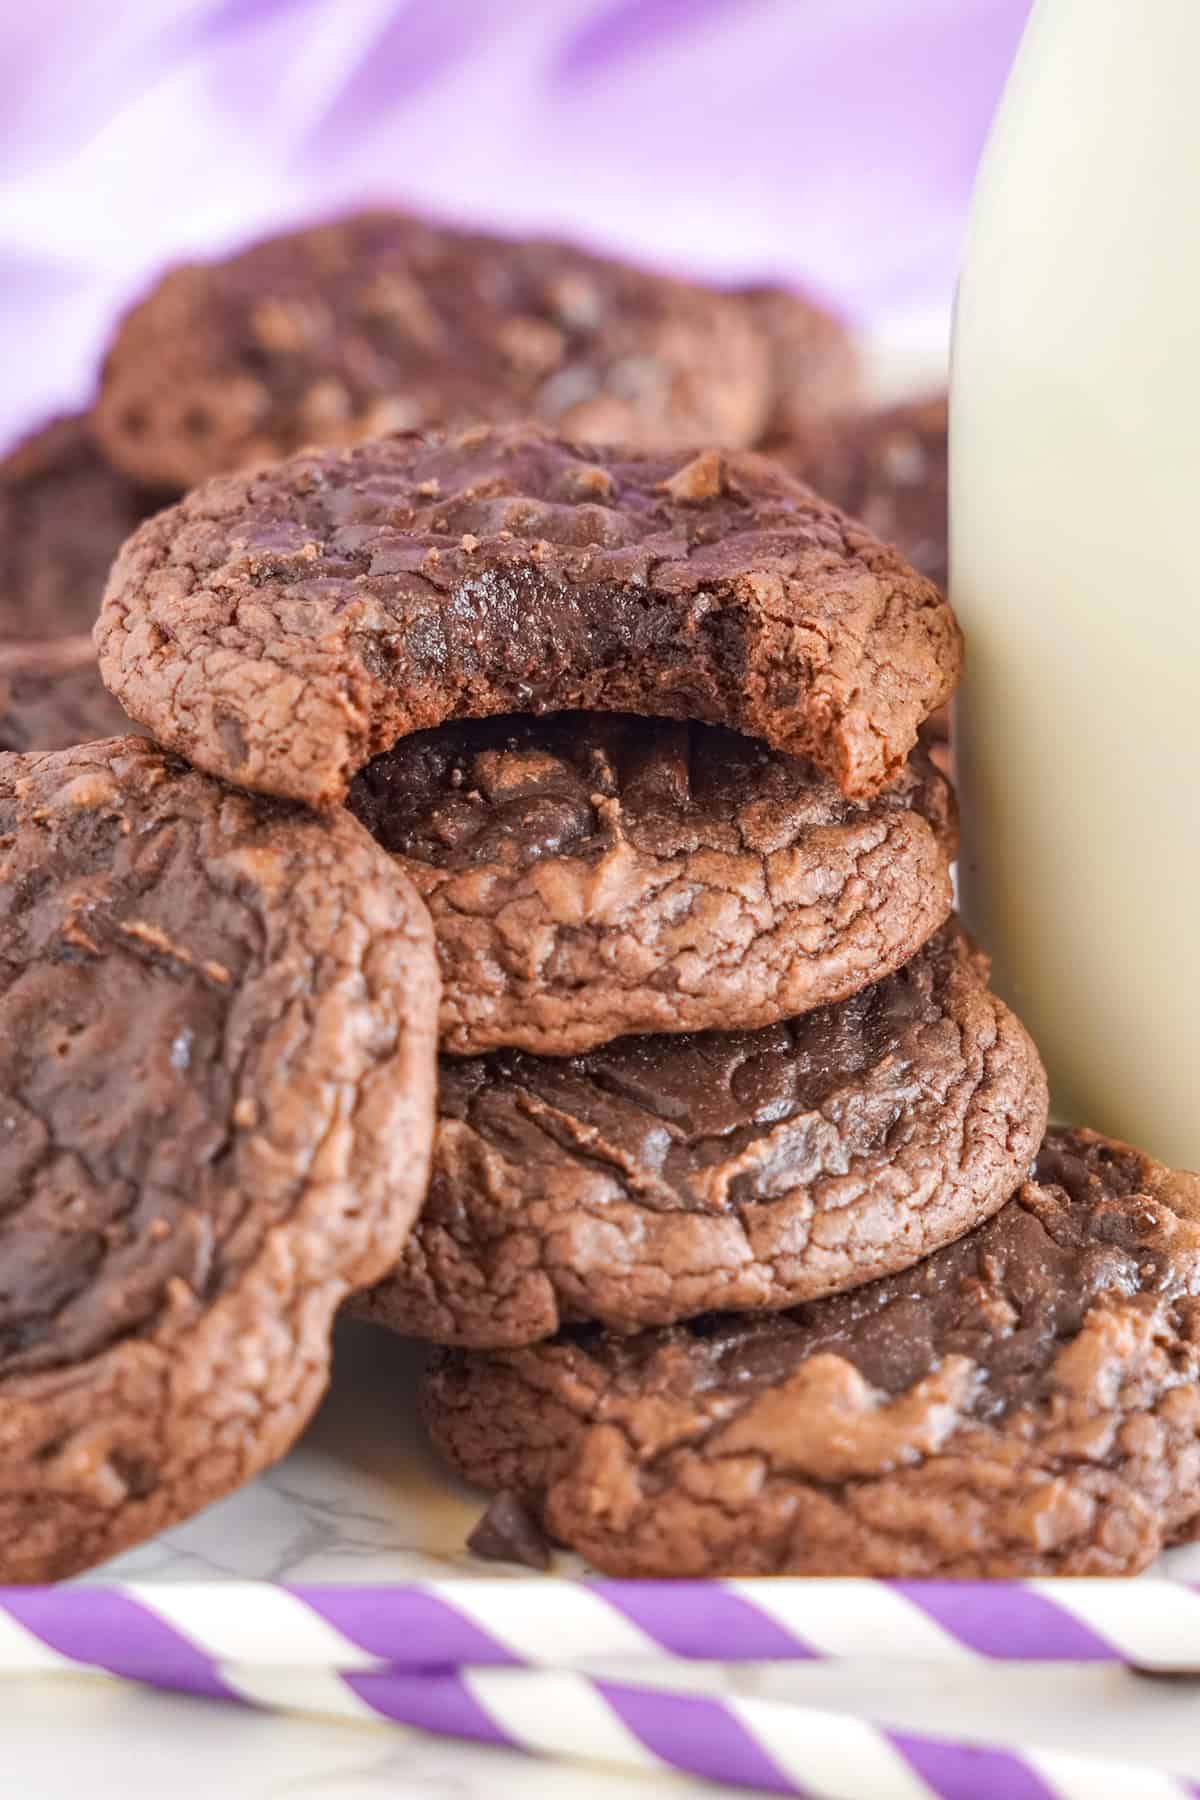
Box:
97;425;962;808
93;210;771;489
0;737;439;1579
426;1129;1200;1575
365;921;1046;1345
348;713;956;1055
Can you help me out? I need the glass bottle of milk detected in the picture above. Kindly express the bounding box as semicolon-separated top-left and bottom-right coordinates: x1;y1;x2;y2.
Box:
952;0;1200;1169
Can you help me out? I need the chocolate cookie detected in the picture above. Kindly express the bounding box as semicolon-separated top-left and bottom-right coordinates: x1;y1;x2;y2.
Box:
93;210;771;490
427;1129;1200;1577
796;393;948;592
0;638;136;752
736;284;861;445
1;414;162;641
0;737;438;1580
364;922;1046;1346
348;713;956;1055
97;426;962;809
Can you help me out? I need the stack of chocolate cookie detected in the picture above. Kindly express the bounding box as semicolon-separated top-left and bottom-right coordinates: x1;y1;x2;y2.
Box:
90;416;1200;1581
5;208;1200;1585
94;412;1021;1571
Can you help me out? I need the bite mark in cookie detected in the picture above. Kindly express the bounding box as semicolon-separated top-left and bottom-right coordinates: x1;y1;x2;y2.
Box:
97;425;962;808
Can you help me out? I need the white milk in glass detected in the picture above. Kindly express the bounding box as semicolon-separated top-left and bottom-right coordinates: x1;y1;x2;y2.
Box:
952;0;1200;1168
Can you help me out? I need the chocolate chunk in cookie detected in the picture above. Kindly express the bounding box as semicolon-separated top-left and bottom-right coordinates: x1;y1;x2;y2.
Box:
736;284;861;445
427;1130;1200;1577
93;210;771;490
364;922;1046;1346
349;714;955;1054
0;638;137;752
1;414;163;642
0;737;439;1580
467;1491;553;1571
98;425;961;809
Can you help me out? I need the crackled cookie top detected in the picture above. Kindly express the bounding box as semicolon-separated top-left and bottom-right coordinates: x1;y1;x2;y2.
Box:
93;210;771;489
97;425;962;809
364;922;1046;1345
348;713;956;1054
0;414;162;641
0;737;439;1579
426;1130;1200;1577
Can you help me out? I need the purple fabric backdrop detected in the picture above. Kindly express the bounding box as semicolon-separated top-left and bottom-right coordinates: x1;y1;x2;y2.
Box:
0;0;1031;444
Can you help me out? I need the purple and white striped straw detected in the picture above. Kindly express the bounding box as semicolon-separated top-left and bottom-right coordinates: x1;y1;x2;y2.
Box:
16;1652;1200;1799
1;1580;1198;1675
1;1582;1197;1798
